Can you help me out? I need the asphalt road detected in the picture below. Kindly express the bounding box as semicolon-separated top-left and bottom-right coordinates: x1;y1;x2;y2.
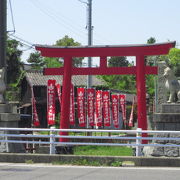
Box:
0;163;180;180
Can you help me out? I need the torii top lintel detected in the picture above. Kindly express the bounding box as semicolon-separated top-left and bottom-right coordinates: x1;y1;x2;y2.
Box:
35;41;175;58
35;42;175;76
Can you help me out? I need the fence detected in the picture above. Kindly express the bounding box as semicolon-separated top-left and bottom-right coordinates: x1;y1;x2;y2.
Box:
1;127;180;156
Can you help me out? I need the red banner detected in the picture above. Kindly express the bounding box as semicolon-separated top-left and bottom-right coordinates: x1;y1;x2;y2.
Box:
77;87;86;127
128;96;135;127
69;84;75;125
95;90;103;127
111;94;119;128
87;88;95;126
102;91;111;126
119;94;127;127
56;84;61;105
47;79;56;126
31;87;40;127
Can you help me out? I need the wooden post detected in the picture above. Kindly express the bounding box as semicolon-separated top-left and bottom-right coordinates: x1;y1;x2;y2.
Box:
59;56;72;142
136;55;147;143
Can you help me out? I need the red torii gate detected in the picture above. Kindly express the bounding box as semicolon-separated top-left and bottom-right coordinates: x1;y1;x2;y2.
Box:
36;42;175;142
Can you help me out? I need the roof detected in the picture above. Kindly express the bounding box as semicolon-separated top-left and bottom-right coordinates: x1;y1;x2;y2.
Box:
110;89;137;103
35;41;176;57
25;70;105;87
35;41;176;49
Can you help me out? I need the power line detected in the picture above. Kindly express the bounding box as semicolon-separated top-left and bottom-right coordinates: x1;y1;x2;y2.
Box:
10;34;34;46
8;34;35;50
29;0;108;45
29;0;88;41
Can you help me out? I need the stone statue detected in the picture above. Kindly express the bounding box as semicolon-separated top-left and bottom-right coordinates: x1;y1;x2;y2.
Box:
163;66;180;103
0;68;6;103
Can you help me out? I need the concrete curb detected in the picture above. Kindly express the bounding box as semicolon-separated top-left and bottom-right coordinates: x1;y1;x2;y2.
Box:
0;153;180;167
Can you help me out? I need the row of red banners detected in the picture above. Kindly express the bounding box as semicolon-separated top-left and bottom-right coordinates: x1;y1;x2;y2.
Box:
32;80;135;128
75;88;132;128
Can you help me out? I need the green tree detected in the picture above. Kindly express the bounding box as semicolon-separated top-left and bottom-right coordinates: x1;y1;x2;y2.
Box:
168;48;180;76
146;37;157;66
145;37;159;98
44;57;62;68
99;57;135;92
6;38;24;100
168;48;180;66
27;35;83;69
147;37;156;44
108;56;129;67
55;35;83;67
6;38;23;84
27;51;44;70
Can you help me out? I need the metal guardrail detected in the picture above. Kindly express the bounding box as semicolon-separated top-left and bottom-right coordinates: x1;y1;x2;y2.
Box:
1;127;180;156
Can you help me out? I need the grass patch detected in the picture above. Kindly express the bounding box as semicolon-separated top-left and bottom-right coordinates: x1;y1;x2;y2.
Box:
122;161;135;167
52;159;123;167
52;159;101;166
110;160;122;167
25;159;34;164
74;146;133;156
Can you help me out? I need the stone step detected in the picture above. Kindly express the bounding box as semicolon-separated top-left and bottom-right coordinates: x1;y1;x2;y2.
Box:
0;104;12;113
154;113;180;123
0;113;20;122
161;103;180;113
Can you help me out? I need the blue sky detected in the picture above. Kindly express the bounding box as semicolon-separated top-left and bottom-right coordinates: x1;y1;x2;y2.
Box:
7;0;180;62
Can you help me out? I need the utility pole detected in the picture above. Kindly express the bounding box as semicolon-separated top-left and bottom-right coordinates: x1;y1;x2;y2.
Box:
0;0;7;69
87;0;93;88
0;0;23;153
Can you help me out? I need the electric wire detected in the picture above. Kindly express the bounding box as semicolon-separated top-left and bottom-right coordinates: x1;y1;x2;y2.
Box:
8;34;35;51
29;0;112;45
10;34;34;46
78;0;114;44
38;0;86;28
8;37;34;52
29;0;88;41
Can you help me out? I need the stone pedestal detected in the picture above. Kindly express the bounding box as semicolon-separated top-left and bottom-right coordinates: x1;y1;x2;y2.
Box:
0;103;25;153
151;103;180;157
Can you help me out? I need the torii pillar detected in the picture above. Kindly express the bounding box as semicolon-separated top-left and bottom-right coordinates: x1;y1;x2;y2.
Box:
36;42;175;143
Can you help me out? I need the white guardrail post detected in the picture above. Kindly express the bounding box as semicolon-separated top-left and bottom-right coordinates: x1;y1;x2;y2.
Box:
50;126;56;154
136;128;142;157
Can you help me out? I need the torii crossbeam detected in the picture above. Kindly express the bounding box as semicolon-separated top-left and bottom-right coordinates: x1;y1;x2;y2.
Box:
36;42;175;143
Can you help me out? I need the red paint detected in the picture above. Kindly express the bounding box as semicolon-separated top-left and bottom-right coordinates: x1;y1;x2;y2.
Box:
136;55;148;144
43;66;157;76
59;56;72;142
36;42;175;57
36;42;175;144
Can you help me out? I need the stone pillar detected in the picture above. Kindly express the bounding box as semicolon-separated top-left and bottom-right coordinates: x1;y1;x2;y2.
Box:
156;62;167;113
0;103;25;153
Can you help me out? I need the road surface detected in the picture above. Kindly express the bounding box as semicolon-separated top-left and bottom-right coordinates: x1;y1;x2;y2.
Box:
0;163;180;180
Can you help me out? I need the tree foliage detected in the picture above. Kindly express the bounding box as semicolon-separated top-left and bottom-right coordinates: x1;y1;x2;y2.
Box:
108;56;129;67
168;48;180;66
6;37;24;101
55;35;83;67
168;48;180;77
27;52;44;70
99;57;135;92
147;37;156;44
6;38;23;84
27;35;83;69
